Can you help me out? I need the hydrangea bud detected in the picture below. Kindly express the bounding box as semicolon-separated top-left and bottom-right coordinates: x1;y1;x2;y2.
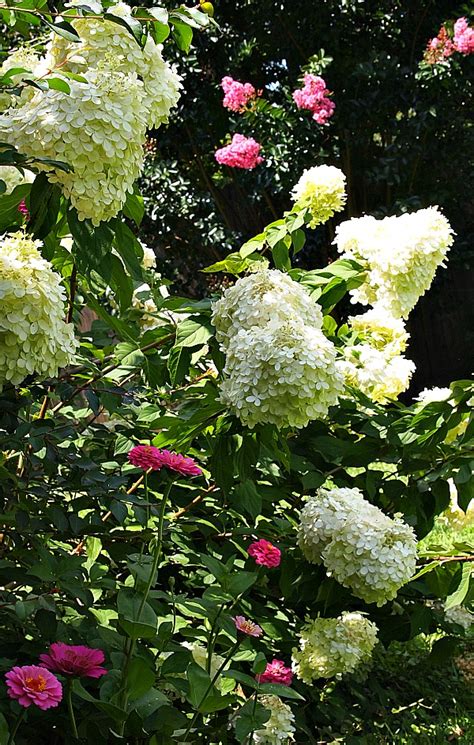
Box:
291;165;346;228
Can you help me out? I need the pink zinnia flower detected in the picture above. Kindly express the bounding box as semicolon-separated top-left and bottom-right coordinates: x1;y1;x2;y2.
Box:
256;659;293;686
233;615;263;637
153;449;202;477
454;17;474;54
128;444;163;471
293;73;335;124
39;643;107;679
215;134;264;169
248;538;281;568
5;665;62;710
221;76;257;112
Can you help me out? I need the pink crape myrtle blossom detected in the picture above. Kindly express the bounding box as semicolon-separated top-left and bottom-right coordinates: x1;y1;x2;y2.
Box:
424;26;455;63
233;615;263;637
248;538;281;568
5;665;62;710
293;73;335;124
221;76;257;112
128;444;164;471
215;134;264;169
454;17;474;54
153;449;202;477
256;659;293;686
39;643;107;678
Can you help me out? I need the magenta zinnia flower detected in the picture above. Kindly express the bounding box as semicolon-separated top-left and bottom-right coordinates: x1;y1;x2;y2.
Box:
39;642;107;679
5;665;62;710
128;444;163;470
256;659;293;686
233;615;263;637
248;538;281;568
215;134;264;169
153;449;202;477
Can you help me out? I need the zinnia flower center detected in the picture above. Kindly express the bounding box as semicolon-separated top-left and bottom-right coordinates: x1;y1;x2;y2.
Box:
25;675;46;692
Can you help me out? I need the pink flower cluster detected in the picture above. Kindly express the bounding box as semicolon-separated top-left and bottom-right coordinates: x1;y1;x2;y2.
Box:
425;17;474;63
292;73;335;124
215;133;264;169
247;538;281;568
221;76;257;112
5;643;107;711
256;658;293;686
453;17;474;54
128;445;202;477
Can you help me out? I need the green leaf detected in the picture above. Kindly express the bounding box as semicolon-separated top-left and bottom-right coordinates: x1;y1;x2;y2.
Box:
272;240;291;271
123;190;145;226
104;12;145;47
445;563;472;610
233;480;262;520
46;77;71;94
40;17;81;42
258;682;305;700
170;20;193;52
117;588;158;639
127;658;155;700
186;661;215;709
174;318;213;348
234;700;270;743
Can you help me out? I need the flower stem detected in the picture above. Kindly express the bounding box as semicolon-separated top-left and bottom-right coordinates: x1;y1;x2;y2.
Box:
118;478;173;733
182;640;240;742
66;680;79;740
7;710;26;745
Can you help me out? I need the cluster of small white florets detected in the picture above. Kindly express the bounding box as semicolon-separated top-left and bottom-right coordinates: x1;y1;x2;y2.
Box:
291;612;379;682
444;605;474;631
415;386;452;405
298;487;417;605
253;695;296;745
0;2;181;224
291;165;346;228
0;232;77;388
340;306;415;403
212;269;323;348
0;166;35;195
335;207;454;318
213;270;343;428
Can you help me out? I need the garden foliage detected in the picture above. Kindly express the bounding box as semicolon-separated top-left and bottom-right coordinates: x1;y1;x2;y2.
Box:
0;2;472;744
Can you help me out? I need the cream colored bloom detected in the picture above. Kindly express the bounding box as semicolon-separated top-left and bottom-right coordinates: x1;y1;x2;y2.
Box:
291;165;346;228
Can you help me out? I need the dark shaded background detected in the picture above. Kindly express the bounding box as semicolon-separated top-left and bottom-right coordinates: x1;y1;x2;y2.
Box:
141;0;474;392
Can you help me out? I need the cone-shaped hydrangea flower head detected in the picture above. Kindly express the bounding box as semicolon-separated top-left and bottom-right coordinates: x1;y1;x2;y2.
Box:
39;643;107;678
298;487;417;606
219;318;343;429
0;232;77;388
335;207;454;318
292;613;378;682
291;165;346;228
212;269;323;349
253;695;296;744
5;665;62;710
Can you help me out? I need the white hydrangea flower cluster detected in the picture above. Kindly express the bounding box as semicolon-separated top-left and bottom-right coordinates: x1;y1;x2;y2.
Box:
140;241;157;270
340;306;414;403
298;487;417;605
444;605;474;631
340;343;415;403
415;386;452;405
253;695;296;745
0;166;35;195
47;1;181;128
335;207;454;318
212;269;323;347
182;642;228;689
0;69;147;224
291;165;346;228
212;270;343;428
291;612;378;682
0;232;77;388
0;2;181;224
0;47;45;110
